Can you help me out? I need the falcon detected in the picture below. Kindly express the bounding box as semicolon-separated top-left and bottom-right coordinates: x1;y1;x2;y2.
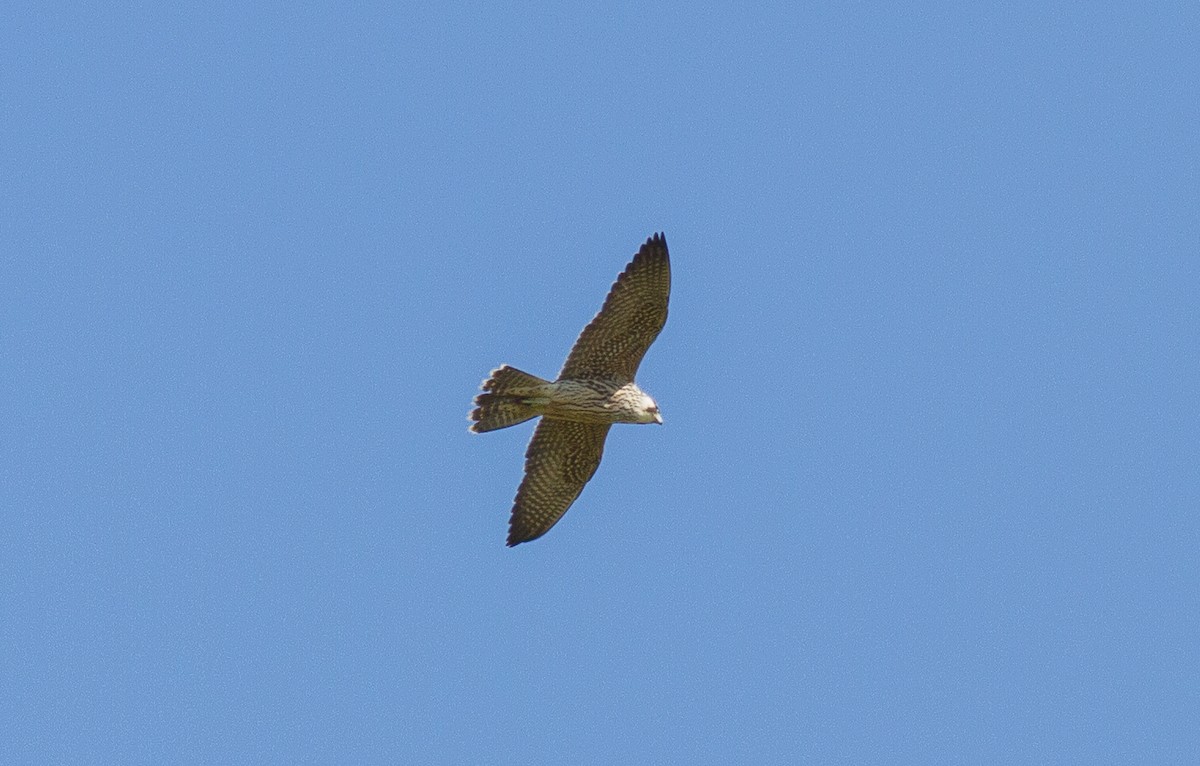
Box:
470;233;671;546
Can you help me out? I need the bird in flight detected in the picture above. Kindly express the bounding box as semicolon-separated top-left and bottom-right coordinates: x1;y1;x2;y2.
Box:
470;233;671;546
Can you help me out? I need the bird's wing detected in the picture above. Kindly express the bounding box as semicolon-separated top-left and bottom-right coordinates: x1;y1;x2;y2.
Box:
558;233;670;383
507;419;612;546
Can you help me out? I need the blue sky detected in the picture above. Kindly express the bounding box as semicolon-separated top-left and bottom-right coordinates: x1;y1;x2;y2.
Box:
3;2;1198;763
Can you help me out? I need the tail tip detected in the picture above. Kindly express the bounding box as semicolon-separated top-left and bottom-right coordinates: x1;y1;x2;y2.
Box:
480;364;513;392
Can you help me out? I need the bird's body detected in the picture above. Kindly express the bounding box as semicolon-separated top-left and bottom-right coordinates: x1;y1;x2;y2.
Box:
533;379;661;425
470;233;671;546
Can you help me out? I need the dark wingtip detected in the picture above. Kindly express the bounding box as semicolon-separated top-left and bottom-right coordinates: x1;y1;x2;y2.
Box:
505;528;529;546
637;232;668;263
506;523;544;547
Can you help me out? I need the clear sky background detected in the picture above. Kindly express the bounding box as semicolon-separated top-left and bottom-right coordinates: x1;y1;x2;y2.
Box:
3;2;1198;763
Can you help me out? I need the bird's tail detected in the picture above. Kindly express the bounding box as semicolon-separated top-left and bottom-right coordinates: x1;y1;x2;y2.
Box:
469;365;551;433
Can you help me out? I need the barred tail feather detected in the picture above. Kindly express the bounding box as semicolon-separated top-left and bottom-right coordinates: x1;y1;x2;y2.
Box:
469;365;550;433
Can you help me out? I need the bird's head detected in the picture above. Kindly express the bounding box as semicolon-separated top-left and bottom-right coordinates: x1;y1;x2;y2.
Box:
637;392;663;425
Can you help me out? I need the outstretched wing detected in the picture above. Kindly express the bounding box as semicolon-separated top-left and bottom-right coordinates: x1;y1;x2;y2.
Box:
557;233;670;383
507;419;612;546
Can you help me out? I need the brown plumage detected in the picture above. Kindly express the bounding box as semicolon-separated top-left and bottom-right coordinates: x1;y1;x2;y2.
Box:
470;233;671;546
